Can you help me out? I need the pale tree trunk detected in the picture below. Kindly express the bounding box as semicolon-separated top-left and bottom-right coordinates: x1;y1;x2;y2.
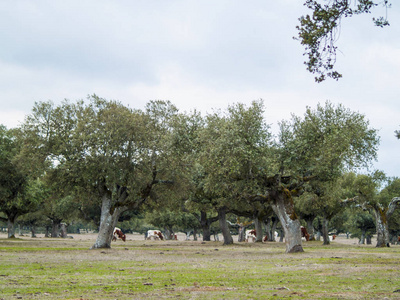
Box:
91;192;127;249
193;229;198;241
254;217;263;243
322;216;330;245
218;207;233;245
165;227;173;240
271;193;303;253
373;197;400;247
373;208;390;247
60;223;68;238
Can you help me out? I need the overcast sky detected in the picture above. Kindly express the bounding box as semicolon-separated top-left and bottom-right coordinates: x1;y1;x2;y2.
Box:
1;1;399;177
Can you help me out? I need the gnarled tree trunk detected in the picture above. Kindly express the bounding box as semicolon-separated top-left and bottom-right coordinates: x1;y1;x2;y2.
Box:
218;207;233;245
91;192;128;249
271;191;303;253
373;208;390;247
199;211;218;242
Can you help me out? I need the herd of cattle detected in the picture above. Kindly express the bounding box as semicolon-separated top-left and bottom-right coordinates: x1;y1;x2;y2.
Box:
112;226;325;242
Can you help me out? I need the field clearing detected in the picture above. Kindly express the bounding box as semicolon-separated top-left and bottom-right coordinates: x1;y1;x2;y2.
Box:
0;233;400;299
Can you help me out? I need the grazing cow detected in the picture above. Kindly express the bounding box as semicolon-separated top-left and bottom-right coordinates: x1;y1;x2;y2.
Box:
146;230;164;240
300;226;310;241
171;233;178;240
245;229;257;242
332;234;336;240
263;231;279;242
112;227;126;242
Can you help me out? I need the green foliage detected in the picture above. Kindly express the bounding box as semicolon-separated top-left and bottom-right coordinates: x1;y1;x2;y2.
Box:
282;101;379;181
296;0;391;82
0;125;42;226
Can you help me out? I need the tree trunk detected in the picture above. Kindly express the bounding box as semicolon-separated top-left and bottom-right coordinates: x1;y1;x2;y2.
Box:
51;219;62;238
44;226;50;237
218;207;233;245
238;226;246;242
279;229;284;242
264;217;278;242
200;211;211;241
321;216;330;245
31;226;37;238
271;192;303;253
373;208;390;247
60;223;68;238
359;231;365;244
193;228;198;241
306;218;315;241
366;235;372;244
254;217;263;243
91;192;127;249
7;213;18;238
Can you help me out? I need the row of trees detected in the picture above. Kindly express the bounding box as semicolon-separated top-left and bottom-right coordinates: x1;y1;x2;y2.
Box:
1;96;398;252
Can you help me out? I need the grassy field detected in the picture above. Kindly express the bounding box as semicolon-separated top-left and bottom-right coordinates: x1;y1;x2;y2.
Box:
0;234;400;299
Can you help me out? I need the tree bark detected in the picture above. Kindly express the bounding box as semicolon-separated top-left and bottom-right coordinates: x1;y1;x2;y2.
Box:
218;207;233;245
60;223;68;238
91;192;127;249
51;219;62;238
372;207;390;247
359;231;365;244
306;218;316;241
7;213;18;238
254;217;263;243
238;226;246;242
271;191;304;253
200;211;211;241
322;216;330;245
31;226;37;238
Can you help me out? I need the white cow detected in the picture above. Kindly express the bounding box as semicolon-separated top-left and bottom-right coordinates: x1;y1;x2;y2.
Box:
146;230;164;240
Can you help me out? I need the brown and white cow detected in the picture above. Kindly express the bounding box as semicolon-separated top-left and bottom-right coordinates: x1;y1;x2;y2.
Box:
112;227;126;242
146;230;164;240
245;229;257;242
263;231;279;242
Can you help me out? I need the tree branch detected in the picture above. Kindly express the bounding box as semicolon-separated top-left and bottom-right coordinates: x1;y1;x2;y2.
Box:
386;197;400;219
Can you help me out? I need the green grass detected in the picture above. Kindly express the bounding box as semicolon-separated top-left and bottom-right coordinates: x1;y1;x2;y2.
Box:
0;238;399;299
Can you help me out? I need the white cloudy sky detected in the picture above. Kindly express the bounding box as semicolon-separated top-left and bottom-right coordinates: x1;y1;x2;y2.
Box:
1;1;399;177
